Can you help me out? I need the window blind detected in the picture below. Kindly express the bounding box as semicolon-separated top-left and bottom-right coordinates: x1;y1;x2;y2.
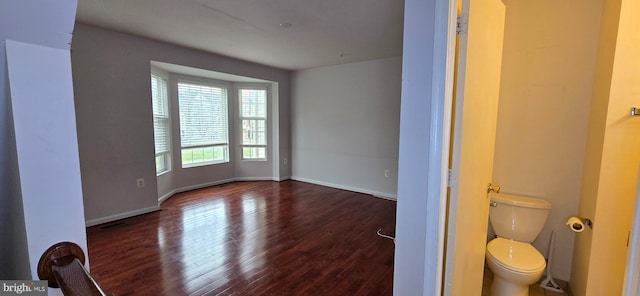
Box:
178;82;228;148
151;75;169;154
151;74;171;174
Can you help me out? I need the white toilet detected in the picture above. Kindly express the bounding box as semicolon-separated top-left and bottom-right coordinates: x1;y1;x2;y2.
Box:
485;193;552;296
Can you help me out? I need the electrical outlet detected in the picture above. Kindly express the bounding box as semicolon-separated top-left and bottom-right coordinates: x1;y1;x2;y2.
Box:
136;178;145;188
384;170;391;178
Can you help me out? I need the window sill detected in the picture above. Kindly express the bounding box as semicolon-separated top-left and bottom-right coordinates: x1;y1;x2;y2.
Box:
182;160;229;169
156;170;171;177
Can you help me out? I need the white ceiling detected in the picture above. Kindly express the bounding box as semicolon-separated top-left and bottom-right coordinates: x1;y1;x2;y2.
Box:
75;0;405;70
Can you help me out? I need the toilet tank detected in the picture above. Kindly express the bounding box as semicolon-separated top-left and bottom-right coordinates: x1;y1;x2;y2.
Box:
489;193;552;242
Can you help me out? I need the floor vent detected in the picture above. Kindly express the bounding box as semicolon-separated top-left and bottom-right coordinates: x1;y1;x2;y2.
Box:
99;222;127;230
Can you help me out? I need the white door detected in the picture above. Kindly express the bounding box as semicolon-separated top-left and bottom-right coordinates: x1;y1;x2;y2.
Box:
442;0;506;294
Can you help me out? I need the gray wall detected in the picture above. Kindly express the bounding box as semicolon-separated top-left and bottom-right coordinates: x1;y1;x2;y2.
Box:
291;57;401;198
72;23;291;225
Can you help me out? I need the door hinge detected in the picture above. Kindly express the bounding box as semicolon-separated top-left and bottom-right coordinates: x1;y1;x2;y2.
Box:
447;168;458;187
457;14;468;35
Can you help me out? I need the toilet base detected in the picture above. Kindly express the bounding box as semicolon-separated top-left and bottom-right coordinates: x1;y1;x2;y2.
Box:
490;276;529;296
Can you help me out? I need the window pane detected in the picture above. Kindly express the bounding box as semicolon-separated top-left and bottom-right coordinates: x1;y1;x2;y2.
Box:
156;155;166;174
242;147;266;159
239;88;267;160
240;89;266;118
151;74;171;174
182;148;193;165
178;82;229;167
242;119;266;145
152;76;168;117
153;118;169;153
181;145;228;166
178;83;228;148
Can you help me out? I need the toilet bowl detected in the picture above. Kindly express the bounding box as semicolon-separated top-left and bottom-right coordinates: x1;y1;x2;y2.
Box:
486;238;546;296
485;193;551;296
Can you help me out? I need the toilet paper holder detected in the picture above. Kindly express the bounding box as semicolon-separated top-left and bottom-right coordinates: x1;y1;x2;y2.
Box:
574;217;593;230
580;217;593;229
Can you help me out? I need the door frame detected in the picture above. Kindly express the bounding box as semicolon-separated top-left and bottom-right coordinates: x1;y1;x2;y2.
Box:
392;0;457;295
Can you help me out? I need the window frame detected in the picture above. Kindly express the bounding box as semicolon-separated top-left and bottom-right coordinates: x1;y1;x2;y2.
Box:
177;78;231;168
151;71;171;176
238;86;268;161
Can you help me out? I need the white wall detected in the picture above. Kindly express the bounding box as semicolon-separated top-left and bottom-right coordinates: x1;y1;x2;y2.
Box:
492;0;603;281
0;1;83;286
393;0;453;294
572;0;620;292
291;57;401;198
0;25;30;282
71;24;291;225
573;0;640;294
7;40;87;285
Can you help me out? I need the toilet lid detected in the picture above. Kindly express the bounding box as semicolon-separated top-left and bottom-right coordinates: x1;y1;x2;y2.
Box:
486;238;546;273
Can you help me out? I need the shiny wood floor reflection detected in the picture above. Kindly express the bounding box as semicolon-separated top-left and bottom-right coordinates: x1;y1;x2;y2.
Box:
87;181;396;295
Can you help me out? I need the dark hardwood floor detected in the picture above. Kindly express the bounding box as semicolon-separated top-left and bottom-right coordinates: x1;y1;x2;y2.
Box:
87;180;397;295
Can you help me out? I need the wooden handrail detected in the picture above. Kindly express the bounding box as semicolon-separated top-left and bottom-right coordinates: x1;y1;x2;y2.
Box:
37;242;106;296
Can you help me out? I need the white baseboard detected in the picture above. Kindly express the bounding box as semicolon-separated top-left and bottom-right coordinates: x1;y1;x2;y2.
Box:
291;176;397;200
373;192;398;201
158;190;177;204
158;178;237;203
235;176;277;181
85;205;161;227
87;176;386;228
273;175;292;182
158;177;291;204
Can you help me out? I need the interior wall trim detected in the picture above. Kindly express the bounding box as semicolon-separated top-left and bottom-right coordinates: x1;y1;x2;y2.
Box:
291;176;398;200
85;175;390;228
85;205;161;227
158;176;292;204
